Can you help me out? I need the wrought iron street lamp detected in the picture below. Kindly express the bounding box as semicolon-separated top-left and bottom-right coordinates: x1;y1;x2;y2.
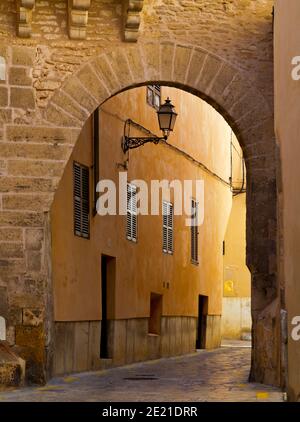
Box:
122;98;178;153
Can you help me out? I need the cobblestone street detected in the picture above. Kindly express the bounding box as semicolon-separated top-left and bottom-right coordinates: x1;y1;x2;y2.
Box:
0;344;283;402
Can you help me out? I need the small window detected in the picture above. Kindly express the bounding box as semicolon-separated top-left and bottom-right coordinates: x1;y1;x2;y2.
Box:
191;199;199;264
147;85;161;110
73;162;90;239
126;183;137;242
149;293;162;335
162;201;174;254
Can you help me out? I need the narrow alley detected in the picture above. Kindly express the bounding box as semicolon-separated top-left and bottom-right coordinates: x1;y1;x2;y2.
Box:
0;343;283;402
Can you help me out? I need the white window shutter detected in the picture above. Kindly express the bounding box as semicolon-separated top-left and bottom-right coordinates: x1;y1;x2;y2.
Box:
163;201;173;254
127;183;137;242
191;199;199;263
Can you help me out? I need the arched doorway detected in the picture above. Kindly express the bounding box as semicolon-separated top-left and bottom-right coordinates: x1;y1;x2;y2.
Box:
42;42;280;387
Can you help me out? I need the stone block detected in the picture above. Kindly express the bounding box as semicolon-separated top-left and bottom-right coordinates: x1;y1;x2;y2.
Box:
125;47;145;83
0;211;44;228
93;55;120;93
210;63;237;101
0;176;54;194
160;42;175;81
64;322;75;374
111;319;126;366
12;46;35;67
160;317;170;357
53;323;67;375
125;319;136;364
15;325;46;384
142;43;159;81
173;45;192;83
106;49;133;90
0;109;12;124
25;228;44;251
76;64;109;106
134;318;147;362
63;77;98;116
6;125;80;145
51;90;89;123
0;243;24;259
0;286;8;318
147;334;160;360
0;228;23;242
22;308;44;326
186;48;206;87
0;86;8;107
169;317;176;355
10;87;35;109
0;141;73;161
45;103;80;128
196;54;222;95
9;67;32;86
3;194;52;212
88;321;101;370
26;251;41;272
174;317;182;355
73;322;89;372
7;160;63;178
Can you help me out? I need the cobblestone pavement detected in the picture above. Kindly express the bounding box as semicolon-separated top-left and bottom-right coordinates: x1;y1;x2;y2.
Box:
0;345;284;402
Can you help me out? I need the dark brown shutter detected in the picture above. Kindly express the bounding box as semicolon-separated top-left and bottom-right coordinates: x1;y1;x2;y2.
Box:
73;162;90;239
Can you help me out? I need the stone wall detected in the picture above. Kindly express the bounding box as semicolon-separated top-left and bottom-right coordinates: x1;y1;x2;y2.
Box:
0;1;282;387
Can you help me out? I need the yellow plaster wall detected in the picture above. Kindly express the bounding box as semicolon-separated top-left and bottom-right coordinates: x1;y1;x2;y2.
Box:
51;86;236;322
223;193;251;298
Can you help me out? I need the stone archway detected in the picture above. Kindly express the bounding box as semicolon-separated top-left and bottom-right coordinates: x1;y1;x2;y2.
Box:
1;41;281;387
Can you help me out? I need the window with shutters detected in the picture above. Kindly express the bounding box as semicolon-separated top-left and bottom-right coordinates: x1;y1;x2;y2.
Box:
147;85;161;110
126;183;137;242
162;201;174;254
73;162;90;239
191;199;199;264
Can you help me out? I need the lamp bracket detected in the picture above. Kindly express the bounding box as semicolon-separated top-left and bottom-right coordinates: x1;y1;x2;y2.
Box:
122;135;166;153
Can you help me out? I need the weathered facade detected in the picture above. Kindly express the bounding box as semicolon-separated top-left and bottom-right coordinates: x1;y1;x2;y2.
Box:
0;0;281;391
50;85;236;374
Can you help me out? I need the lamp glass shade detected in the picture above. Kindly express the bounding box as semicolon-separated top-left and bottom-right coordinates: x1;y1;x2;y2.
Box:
157;98;178;133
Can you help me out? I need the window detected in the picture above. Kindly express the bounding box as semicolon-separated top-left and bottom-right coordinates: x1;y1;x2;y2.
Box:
163;201;174;254
92;108;100;215
126;183;137;242
191;199;199;264
149;293;162;335
73;162;90;239
147;85;161;110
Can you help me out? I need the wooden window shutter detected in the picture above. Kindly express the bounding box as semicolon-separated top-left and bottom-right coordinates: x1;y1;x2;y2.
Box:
73;162;90;239
191;199;199;263
127;183;137;242
163;201;174;254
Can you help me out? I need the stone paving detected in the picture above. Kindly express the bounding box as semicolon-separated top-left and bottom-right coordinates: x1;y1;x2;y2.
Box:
0;344;284;402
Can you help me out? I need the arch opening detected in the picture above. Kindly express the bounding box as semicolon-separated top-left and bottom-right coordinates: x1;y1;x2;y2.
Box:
48;83;268;388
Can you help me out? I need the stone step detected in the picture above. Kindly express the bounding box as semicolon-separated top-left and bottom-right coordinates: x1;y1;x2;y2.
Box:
0;341;25;387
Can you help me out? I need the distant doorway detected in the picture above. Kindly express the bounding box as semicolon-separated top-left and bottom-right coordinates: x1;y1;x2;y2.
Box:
196;295;208;349
100;255;116;359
